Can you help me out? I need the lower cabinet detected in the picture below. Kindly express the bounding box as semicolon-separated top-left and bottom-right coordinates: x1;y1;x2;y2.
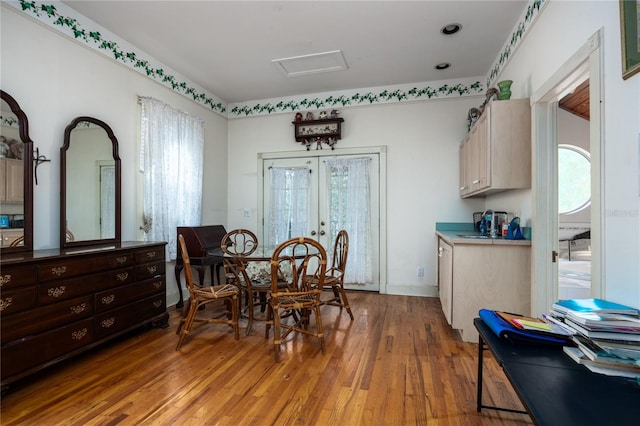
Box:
437;237;531;342
0;241;168;388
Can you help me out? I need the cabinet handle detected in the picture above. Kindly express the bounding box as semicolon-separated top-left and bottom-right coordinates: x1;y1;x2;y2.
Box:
152;281;162;289
0;274;11;286
70;303;87;314
71;328;88;340
472;179;480;184
0;297;14;311
459;186;465;191
146;251;156;258
146;266;157;275
100;317;115;328
116;272;129;281
51;266;67;276
153;300;162;308
101;294;115;305
116;256;128;264
48;286;66;298
438;247;443;257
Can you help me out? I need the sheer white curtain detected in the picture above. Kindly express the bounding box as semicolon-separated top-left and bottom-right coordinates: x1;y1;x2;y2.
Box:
324;157;372;283
139;97;204;260
266;167;310;246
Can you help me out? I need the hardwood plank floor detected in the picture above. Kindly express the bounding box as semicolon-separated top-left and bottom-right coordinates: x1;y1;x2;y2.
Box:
1;292;533;425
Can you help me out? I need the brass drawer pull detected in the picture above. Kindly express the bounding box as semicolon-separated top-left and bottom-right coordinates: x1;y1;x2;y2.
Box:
101;294;115;305
116;272;129;281
100;318;115;328
116;256;128;264
146;251;156;258
153;281;162;289
0;297;14;311
48;286;66;298
146;266;157;275
0;274;11;286
70;303;87;314
71;328;88;340
51;266;67;276
153;300;162;308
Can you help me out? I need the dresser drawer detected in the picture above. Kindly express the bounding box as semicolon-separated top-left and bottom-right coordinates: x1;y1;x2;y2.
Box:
38;253;135;282
135;247;164;263
0;266;38;290
0;286;37;316
38;267;134;305
1;296;93;344
94;294;166;339
95;277;165;313
135;260;165;281
1;318;94;379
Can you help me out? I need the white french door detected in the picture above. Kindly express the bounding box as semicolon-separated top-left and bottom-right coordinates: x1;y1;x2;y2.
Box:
260;152;380;292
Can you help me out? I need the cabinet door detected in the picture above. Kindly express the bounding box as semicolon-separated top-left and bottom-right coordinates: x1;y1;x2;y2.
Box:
438;239;453;325
0;159;6;201
474;110;489;191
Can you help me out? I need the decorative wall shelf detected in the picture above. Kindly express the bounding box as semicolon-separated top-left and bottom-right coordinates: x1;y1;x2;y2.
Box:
293;118;344;150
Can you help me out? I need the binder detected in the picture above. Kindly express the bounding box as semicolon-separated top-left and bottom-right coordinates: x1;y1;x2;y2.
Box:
479;309;569;346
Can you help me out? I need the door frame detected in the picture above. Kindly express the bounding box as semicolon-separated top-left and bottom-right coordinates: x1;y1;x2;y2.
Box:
530;29;604;316
257;146;388;293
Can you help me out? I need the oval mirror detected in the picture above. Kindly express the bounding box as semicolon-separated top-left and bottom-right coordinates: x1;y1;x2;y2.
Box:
61;117;121;248
0;90;34;253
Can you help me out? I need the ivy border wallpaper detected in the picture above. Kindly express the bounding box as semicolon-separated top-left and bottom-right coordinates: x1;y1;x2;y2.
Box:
7;0;546;118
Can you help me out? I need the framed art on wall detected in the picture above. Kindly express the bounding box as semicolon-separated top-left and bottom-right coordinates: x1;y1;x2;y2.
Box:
620;0;640;79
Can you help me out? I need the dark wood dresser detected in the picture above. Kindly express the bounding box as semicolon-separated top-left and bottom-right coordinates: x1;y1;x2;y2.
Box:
0;241;169;388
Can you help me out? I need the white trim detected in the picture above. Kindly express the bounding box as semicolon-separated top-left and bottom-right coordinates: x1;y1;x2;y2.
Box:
531;29;603;316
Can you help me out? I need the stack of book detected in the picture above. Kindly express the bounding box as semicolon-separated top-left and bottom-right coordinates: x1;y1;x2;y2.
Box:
549;298;640;378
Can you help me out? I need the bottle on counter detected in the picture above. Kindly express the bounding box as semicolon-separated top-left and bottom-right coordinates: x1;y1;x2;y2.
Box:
502;218;509;238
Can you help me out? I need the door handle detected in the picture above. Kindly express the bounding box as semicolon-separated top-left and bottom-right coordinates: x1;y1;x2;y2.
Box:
552;250;558;263
310;230;317;236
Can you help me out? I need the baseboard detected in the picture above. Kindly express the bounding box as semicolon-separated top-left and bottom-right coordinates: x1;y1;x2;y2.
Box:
384;283;438;298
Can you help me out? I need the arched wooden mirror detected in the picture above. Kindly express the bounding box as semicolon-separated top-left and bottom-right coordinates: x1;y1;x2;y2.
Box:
61;117;121;248
0;90;34;253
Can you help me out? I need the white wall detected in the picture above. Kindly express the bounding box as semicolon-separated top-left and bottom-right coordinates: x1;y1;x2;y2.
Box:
493;0;640;307
1;7;228;305
228;99;486;295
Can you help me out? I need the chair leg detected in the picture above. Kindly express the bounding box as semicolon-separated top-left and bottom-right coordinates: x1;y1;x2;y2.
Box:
231;295;240;340
272;306;282;362
338;285;354;320
314;303;326;355
176;299;199;350
175;297;191;335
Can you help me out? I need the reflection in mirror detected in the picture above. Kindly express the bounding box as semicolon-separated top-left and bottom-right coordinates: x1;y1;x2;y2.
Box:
61;117;120;248
0;90;34;253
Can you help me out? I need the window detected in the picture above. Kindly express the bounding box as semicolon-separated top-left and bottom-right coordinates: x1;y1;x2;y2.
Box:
558;144;591;215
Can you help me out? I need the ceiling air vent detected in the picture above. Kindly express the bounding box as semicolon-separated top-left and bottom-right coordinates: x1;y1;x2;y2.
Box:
272;50;348;77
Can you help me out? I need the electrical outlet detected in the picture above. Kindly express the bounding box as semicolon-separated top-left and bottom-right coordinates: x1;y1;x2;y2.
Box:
416;267;424;277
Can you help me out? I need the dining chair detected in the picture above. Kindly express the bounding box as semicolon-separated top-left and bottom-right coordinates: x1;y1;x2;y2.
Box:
265;236;327;362
319;230;354;320
175;234;239;350
220;229;264;333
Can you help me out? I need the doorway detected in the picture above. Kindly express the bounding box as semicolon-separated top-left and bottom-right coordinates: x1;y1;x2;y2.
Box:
258;147;386;293
531;29;603;315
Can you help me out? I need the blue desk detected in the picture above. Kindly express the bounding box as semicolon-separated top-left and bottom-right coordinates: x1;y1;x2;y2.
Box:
474;318;640;425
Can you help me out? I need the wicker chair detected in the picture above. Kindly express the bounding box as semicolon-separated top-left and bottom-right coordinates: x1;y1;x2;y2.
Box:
265;237;327;362
220;229;265;334
175;234;239;350
318;230;354;320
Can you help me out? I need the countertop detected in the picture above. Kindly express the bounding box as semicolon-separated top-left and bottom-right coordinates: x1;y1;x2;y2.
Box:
435;222;531;246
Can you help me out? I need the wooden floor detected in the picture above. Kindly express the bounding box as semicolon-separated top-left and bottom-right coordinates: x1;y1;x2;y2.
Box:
1;292;533;425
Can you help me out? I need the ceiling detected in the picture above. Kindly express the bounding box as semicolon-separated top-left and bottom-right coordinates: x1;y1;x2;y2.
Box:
559;79;590;121
62;1;529;104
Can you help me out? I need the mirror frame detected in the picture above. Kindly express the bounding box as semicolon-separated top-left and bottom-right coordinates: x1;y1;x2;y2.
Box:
0;90;34;254
61;116;121;248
